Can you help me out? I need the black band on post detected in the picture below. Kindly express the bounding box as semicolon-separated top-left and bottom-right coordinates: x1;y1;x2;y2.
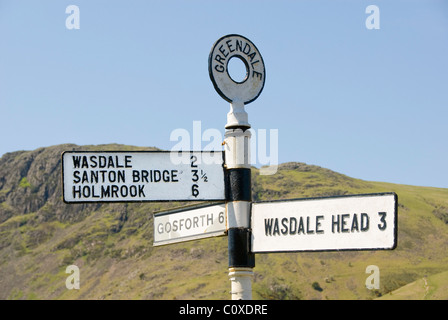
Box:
225;168;251;201
226;166;254;268
228;228;255;268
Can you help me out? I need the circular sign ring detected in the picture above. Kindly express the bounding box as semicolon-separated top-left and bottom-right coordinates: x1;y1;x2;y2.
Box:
226;54;250;84
209;34;265;104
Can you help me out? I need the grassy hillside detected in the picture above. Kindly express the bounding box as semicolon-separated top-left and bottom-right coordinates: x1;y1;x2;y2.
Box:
377;270;448;300
0;145;447;300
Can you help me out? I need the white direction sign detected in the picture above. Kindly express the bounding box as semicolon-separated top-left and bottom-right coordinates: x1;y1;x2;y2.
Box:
251;193;397;253
62;151;225;202
153;203;227;246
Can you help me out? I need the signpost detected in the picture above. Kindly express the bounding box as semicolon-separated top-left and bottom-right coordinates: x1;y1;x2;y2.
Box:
62;151;225;203
153;203;226;246
61;34;398;301
209;34;266;300
251;193;397;253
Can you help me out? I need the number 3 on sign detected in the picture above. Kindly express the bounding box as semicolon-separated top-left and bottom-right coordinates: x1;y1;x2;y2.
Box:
378;212;387;230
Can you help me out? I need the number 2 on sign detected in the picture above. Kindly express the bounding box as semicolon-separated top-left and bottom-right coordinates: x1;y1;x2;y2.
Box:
191;155;199;197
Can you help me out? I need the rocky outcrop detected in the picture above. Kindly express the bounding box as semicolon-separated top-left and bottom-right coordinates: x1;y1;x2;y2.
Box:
0;144;157;224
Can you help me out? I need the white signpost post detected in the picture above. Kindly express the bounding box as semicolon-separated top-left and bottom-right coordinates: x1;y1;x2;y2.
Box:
251;193;397;253
209;34;266;300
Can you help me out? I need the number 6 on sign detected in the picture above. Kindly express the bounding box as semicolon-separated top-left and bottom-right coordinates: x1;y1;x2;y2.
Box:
192;184;199;198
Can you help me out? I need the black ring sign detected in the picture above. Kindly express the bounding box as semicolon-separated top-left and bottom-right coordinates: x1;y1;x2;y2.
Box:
208;34;266;104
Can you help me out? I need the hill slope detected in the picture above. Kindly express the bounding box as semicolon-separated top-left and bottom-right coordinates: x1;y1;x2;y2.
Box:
0;144;447;300
376;270;448;300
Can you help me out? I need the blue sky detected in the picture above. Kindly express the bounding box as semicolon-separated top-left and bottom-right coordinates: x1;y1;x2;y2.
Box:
1;0;447;188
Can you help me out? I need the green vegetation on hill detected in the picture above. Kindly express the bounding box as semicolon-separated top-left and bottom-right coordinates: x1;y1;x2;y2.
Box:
0;144;447;300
